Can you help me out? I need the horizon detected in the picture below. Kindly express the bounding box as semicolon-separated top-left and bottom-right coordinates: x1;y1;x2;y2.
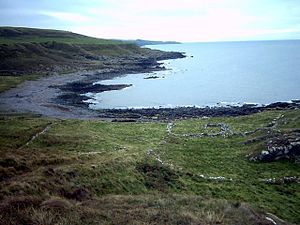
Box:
1;0;300;42
3;25;300;44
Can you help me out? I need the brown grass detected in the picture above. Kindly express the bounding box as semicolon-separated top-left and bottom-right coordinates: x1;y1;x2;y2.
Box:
0;194;286;225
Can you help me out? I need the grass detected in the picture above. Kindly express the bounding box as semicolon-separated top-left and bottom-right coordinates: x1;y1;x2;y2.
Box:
0;26;171;95
0;109;299;224
0;75;41;93
0;194;274;225
0;27;155;80
0;36;122;45
0;27;122;45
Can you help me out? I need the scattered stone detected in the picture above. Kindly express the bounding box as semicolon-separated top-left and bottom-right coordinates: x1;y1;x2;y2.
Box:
167;121;235;138
250;131;300;162
166;122;174;135
261;176;300;184
147;149;164;164
20;123;52;149
265;216;277;225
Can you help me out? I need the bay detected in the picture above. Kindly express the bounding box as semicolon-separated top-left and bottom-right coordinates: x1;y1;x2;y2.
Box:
86;40;300;109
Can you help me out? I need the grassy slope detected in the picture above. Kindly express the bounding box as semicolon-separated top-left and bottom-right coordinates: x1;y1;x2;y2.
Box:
0;27;122;45
0;27;151;92
0;109;299;224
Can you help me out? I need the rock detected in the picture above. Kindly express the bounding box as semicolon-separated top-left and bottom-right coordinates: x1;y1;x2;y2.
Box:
144;75;160;79
261;176;300;184
253;131;300;162
266;102;297;109
111;119;137;122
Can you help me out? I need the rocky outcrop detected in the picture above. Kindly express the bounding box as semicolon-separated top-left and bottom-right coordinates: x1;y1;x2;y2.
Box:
250;131;300;162
0;31;185;76
96;102;300;120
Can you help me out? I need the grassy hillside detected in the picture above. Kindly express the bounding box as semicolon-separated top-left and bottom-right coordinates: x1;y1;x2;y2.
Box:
0;27;148;75
0;27;122;45
0;109;299;224
0;27;182;92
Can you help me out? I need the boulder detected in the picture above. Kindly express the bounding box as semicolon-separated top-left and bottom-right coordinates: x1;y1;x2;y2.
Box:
252;132;300;162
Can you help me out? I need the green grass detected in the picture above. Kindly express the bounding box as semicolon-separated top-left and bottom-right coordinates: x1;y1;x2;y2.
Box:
0;27;122;45
0;27;149;83
0;109;299;224
0;75;41;93
0;36;123;45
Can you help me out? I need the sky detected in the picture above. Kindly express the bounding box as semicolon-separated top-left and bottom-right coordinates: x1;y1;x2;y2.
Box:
1;0;300;42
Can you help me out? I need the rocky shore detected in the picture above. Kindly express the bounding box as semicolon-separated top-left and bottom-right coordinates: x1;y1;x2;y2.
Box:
105;101;300;120
93;102;300;120
0;50;187;119
1;38;299;121
1;64;299;120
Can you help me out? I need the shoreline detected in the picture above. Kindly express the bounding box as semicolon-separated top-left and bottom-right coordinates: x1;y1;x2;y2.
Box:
0;52;299;120
0;53;184;119
0;66;299;120
95;101;300;121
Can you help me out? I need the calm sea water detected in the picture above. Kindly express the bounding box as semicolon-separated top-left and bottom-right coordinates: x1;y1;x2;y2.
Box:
86;40;300;109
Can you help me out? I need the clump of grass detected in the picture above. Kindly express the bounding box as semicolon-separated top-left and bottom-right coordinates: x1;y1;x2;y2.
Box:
2;194;280;225
136;160;183;191
0;74;40;93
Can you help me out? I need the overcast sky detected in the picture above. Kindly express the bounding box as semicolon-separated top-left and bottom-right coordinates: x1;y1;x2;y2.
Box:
1;0;300;42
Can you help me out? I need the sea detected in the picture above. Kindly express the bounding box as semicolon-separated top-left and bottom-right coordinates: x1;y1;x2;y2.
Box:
85;40;300;109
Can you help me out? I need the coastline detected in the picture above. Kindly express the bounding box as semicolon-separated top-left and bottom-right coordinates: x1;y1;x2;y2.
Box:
0;45;299;120
0;64;299;120
0;51;185;119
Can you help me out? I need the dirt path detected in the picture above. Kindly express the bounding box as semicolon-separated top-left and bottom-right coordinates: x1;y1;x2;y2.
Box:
0;71;102;119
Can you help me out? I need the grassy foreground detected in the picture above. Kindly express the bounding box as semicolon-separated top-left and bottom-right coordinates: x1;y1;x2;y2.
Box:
0;109;299;224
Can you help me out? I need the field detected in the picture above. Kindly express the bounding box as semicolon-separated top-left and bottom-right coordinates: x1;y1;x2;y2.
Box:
1;109;299;224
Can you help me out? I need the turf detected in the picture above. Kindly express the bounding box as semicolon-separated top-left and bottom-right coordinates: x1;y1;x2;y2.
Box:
0;27;153;92
0;109;299;224
0;27;122;45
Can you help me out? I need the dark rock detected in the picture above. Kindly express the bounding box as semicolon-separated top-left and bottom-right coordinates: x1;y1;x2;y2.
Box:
58;82;132;94
111;119;137;122
144;75;160;79
56;93;90;107
156;51;186;60
266;102;297;109
252;131;300;162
